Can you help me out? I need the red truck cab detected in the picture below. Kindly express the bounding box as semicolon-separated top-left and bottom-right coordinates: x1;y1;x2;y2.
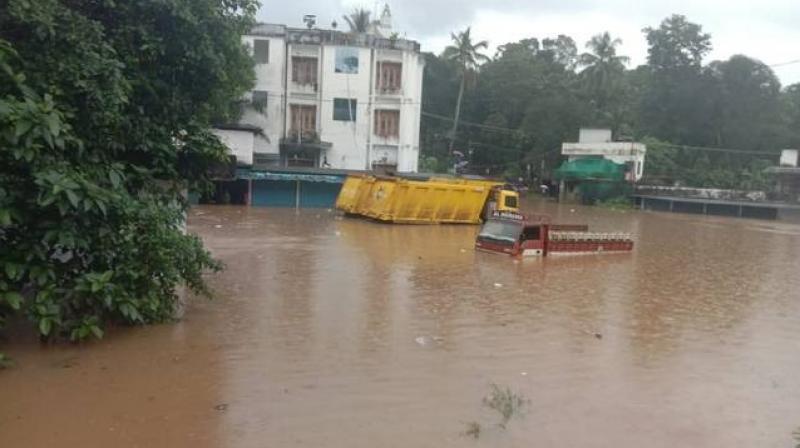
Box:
475;212;549;257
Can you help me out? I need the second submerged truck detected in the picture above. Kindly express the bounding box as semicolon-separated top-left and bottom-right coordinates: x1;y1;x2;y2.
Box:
335;175;520;224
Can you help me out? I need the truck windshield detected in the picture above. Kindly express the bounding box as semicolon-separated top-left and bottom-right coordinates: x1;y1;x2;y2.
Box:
478;220;521;244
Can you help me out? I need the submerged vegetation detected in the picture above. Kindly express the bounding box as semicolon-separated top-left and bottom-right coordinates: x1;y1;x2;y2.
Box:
483;383;529;428
463;383;529;438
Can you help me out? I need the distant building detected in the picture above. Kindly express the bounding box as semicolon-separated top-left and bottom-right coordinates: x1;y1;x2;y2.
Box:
561;128;647;182
219;9;424;173
767;149;800;204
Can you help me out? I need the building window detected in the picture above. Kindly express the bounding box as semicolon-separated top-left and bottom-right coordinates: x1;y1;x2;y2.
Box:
252;90;268;113
335;47;359;74
292;57;318;87
254;40;269;64
333;99;357;122
374;110;400;138
376;62;402;92
289;105;317;139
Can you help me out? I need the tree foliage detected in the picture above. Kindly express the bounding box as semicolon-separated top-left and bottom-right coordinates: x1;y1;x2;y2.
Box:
442;27;490;153
343;8;371;33
0;0;258;342
421;14;793;190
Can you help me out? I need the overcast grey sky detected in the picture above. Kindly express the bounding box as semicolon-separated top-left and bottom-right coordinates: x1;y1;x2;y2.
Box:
257;0;800;85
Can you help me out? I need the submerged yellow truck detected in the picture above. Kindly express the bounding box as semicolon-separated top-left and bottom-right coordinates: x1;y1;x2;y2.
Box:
335;175;520;224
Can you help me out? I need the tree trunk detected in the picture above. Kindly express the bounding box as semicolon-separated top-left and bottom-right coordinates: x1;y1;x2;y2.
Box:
448;71;466;154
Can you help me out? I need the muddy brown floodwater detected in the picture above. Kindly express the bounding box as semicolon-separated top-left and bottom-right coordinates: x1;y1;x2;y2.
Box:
2;199;800;447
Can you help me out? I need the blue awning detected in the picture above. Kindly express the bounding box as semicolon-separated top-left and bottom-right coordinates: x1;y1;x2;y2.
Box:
237;169;345;184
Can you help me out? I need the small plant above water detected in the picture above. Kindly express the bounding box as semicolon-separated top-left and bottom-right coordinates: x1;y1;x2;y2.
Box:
463;421;481;439
483;383;529;429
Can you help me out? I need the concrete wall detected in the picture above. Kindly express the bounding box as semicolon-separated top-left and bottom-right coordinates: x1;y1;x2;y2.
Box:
579;128;613;143
319;45;373;170
212;129;255;166
241;34;285;155
780;149;799;167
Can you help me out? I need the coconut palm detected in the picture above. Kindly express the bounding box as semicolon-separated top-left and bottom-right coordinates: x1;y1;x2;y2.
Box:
579;32;629;110
342;8;371;33
442;27;489;154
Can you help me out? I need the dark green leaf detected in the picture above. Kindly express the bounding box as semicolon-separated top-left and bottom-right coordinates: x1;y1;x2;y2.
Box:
3;292;22;310
39;318;52;336
65;189;80;208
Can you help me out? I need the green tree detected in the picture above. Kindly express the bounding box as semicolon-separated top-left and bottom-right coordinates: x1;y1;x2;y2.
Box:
443;27;490;154
640;15;714;144
706;55;783;150
783;83;800;148
0;0;257;343
343;8;371;33
419;53;460;167
579;32;629;128
542;35;578;71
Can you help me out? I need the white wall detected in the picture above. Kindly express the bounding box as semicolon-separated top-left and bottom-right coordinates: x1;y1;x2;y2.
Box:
213;129;255;166
319;45;373;170
241;34;285;155
579;128;613;143
780;149;799;167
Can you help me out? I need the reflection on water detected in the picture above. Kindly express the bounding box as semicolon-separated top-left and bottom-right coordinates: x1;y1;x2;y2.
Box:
2;200;800;447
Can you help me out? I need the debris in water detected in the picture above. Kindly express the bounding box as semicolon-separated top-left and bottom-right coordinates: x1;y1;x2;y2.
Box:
493;282;503;288
460;248;467;253
414;336;428;346
570;209;576;213
520;371;528;376
214;224;223;229
213;403;229;411
334;231;341;237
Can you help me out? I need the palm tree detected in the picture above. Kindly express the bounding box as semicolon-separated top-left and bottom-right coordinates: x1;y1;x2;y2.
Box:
579;32;629;111
442;27;489;154
342;8;371;33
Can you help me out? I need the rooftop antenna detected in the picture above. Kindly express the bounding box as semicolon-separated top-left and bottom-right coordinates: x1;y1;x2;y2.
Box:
302;14;316;29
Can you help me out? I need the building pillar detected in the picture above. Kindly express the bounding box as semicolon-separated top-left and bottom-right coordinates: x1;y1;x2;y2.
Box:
702;203;708;215
295;180;301;211
738;205;743;217
669;200;674;212
640;197;646;211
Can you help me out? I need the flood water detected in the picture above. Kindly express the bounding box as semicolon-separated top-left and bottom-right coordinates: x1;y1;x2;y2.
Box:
2;199;800;447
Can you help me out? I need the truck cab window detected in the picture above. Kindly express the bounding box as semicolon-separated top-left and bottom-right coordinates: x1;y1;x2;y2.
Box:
504;195;518;208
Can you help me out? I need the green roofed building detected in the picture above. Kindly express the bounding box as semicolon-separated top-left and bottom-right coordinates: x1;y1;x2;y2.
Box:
554;157;630;204
556;128;646;203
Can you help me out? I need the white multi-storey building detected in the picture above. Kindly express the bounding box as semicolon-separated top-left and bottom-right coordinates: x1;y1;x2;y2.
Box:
222;10;424;173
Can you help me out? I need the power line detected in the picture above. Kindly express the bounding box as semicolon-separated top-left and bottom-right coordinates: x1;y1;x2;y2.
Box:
421;111;527;135
769;59;800;68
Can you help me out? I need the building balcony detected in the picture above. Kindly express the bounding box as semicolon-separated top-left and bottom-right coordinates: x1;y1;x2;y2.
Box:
290;80;318;94
280;130;332;167
376;86;403;97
